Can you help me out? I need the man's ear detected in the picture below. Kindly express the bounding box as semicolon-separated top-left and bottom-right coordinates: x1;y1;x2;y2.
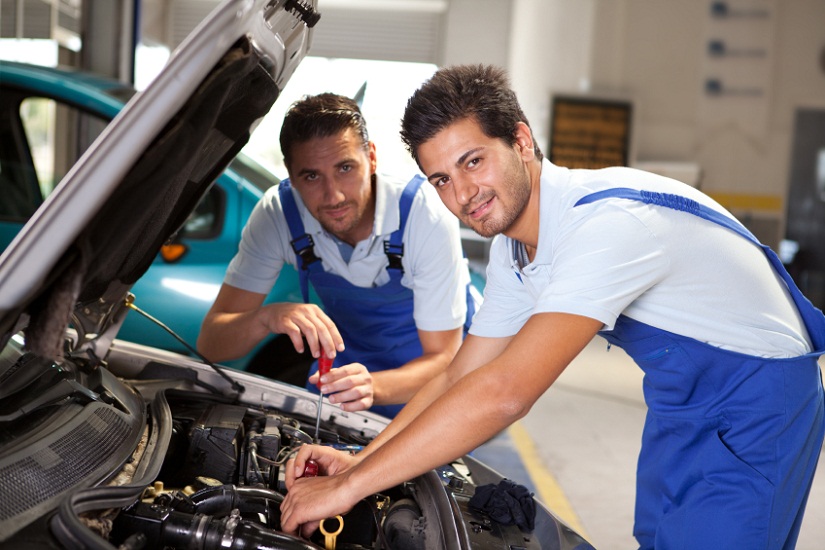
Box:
368;141;378;174
513;122;535;161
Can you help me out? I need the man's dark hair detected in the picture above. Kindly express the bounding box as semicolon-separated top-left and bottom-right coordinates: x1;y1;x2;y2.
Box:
280;93;369;168
401;64;543;168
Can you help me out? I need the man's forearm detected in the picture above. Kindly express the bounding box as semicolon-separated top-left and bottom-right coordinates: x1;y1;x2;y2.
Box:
371;352;450;405
197;309;269;363
370;327;463;405
344;314;599;502
345;358;527;502
357;334;507;459
356;367;452;460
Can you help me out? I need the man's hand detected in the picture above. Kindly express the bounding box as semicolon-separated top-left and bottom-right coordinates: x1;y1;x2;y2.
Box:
307;328;464;412
280;471;360;538
198;284;345;363
262;302;344;359
309;363;374;412
284;444;361;490
282;445;363;537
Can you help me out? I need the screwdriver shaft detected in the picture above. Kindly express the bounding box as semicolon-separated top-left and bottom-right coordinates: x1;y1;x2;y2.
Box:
314;355;333;441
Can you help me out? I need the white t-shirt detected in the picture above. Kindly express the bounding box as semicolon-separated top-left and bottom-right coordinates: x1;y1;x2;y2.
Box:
225;172;471;332
470;159;812;358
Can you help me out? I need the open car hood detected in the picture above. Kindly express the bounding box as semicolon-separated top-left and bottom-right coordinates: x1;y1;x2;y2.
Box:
0;0;318;358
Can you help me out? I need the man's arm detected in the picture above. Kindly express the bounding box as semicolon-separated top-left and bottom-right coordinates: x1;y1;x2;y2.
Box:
284;331;511;489
196;283;344;362
280;312;604;535
313;326;463;410
358;329;511;454
374;327;462;404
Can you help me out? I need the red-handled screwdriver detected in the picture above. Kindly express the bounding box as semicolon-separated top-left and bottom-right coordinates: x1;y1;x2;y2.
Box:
314;354;332;441
302;459;319;478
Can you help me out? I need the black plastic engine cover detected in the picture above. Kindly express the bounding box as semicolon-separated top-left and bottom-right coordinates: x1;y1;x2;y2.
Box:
183;404;247;484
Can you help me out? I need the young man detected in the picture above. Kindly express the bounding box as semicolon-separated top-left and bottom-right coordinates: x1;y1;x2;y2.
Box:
197;93;475;419
279;66;825;548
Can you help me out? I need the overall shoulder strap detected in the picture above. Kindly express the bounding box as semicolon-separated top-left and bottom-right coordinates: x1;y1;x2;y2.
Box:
384;175;425;273
575;187;825;349
575;187;759;243
278;179;321;303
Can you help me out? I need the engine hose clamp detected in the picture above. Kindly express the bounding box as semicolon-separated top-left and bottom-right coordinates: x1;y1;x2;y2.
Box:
220;509;242;548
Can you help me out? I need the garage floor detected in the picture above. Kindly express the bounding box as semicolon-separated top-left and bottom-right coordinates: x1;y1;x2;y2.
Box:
475;338;825;549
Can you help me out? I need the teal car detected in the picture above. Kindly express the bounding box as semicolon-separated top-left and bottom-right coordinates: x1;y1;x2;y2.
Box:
0;60;309;380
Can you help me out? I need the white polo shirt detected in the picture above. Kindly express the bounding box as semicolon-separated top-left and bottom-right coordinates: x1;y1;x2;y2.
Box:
225;172;471;332
469;159;811;358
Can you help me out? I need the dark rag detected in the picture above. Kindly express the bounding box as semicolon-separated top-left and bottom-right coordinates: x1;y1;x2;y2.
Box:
468;478;536;531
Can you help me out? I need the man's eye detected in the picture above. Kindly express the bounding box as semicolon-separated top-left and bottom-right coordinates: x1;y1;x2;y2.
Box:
340;164;352;173
467;158;480;168
304;173;318;181
435;177;450;188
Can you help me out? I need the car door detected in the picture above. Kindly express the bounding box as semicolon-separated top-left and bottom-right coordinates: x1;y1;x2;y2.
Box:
0;84;110;250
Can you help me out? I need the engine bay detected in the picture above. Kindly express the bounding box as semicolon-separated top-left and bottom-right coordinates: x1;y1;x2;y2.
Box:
106;391;431;550
0;335;452;549
0;337;582;550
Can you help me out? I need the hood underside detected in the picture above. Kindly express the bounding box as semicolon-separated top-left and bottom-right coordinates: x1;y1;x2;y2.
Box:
80;41;278;303
24;39;278;360
0;0;313;356
0;0;318;357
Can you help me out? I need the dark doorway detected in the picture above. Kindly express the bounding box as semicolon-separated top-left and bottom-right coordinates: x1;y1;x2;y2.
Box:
784;108;825;309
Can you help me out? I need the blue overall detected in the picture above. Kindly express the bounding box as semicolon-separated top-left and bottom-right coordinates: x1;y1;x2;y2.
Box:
574;188;825;549
279;175;475;419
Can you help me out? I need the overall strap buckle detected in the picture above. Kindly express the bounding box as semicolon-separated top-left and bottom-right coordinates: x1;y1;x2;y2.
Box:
383;241;404;271
291;234;321;270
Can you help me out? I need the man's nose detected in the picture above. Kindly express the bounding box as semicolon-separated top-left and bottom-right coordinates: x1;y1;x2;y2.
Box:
323;178;345;203
454;176;479;205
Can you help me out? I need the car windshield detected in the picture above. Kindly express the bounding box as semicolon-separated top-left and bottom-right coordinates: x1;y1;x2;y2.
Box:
229;152;279;193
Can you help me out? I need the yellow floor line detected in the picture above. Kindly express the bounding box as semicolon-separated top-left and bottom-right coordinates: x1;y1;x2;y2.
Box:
507;421;590;538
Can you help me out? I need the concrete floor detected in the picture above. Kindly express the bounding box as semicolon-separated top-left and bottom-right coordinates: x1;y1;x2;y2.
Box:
489;338;825;549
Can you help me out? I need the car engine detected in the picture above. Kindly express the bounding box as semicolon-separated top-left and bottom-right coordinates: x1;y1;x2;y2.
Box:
1;335;589;550
0;337;453;550
105;391;427;550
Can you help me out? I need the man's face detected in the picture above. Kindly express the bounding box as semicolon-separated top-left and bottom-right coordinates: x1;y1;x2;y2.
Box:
418;117;531;239
287;128;377;245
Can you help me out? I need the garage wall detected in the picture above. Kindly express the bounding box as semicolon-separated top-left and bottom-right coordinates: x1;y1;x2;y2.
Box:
307;0;446;64
506;0;596;158
439;0;511;68
142;0;512;68
505;0;825;248
308;0;512;68
133;0;825;247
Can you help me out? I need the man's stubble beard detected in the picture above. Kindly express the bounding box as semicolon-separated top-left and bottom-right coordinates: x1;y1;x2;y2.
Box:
467;158;531;239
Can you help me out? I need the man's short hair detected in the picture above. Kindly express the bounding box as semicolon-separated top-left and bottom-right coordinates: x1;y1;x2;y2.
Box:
401;64;543;168
280;93;369;169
